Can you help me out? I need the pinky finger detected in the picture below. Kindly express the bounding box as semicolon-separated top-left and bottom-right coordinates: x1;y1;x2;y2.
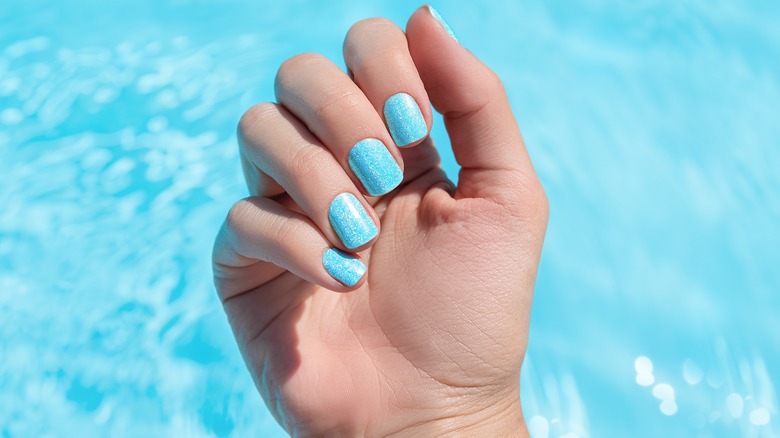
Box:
213;196;367;297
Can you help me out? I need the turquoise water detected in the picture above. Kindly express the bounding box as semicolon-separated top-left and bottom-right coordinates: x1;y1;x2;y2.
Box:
2;0;778;436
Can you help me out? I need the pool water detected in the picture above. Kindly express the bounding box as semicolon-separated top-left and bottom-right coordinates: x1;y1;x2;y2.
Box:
2;0;778;436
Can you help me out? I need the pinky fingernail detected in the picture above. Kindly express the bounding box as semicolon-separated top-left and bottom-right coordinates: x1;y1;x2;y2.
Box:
323;248;366;287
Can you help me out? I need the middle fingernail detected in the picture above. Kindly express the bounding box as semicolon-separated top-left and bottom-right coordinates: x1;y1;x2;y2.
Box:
349;138;403;196
384;93;427;147
328;193;378;249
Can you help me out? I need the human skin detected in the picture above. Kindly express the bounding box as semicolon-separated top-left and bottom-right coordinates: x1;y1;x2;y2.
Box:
212;6;548;437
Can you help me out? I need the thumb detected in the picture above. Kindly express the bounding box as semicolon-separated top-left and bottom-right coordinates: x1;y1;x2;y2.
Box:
406;6;541;203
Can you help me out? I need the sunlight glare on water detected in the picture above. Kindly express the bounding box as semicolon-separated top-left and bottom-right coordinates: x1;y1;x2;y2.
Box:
1;0;778;436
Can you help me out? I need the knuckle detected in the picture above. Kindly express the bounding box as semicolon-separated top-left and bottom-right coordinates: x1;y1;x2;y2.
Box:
448;69;504;118
225;198;257;233
357;45;408;72
267;217;295;252
223;198;288;264
462;170;548;229
286;146;330;182
238;102;278;138
493;76;510;106
536;184;550;224
487;69;504;93
476;71;505;111
471;70;505;114
345;18;406;71
276;52;328;82
346;17;398;43
502;173;549;225
314;88;363;123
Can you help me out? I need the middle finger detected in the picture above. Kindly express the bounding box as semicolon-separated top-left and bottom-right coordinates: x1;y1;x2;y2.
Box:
275;53;404;197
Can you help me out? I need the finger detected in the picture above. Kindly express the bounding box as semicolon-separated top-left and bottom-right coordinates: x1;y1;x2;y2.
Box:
239;149;284;198
406;6;544;203
213;196;368;296
238;102;379;250
274;53;404;197
343;18;432;148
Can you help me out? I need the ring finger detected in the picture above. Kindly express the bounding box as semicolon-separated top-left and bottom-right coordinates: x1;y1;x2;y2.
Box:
238;102;379;251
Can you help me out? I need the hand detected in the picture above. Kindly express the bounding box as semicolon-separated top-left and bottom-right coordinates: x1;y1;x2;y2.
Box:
213;6;548;436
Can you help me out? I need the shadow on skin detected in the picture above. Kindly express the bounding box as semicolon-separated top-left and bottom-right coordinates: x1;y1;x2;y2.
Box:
222;274;314;429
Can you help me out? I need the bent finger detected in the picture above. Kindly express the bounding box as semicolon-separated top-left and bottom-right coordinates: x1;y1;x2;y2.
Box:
344;17;432;148
274;53;404;197
213;196;368;297
238;102;380;251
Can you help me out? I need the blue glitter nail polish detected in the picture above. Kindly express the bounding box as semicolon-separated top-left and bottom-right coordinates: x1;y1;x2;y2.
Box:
348;138;403;196
328;193;378;249
426;5;458;42
322;248;366;287
384;93;427;147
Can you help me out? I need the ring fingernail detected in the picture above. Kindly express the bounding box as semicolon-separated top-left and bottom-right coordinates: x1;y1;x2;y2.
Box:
384;93;427;147
328;193;378;249
323;248;366;287
349;138;403;196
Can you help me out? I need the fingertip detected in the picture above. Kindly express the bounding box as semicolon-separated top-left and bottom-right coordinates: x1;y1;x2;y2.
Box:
407;4;456;44
414;5;459;43
383;92;429;148
407;4;538;197
321;247;368;291
348;138;405;197
341;15;433;149
406;7;493;116
328;192;381;251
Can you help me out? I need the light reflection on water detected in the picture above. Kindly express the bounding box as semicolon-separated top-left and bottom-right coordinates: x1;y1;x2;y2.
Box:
1;0;778;436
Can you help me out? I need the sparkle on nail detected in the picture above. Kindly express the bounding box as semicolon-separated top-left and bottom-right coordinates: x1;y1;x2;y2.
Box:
322;248;366;287
384;93;427;147
427;5;458;41
348;138;403;196
328;193;378;249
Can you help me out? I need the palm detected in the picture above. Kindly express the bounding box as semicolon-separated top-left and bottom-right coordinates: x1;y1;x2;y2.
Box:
228;163;538;435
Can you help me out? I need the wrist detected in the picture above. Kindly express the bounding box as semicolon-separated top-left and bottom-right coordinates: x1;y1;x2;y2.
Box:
386;387;528;437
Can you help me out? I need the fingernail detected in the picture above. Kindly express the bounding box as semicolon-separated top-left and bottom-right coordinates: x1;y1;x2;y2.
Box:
348;138;403;196
328;193;378;249
323;248;366;287
384;93;427;147
426;5;458;42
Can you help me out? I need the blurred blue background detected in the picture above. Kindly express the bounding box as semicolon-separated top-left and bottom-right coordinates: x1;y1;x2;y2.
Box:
1;0;778;436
